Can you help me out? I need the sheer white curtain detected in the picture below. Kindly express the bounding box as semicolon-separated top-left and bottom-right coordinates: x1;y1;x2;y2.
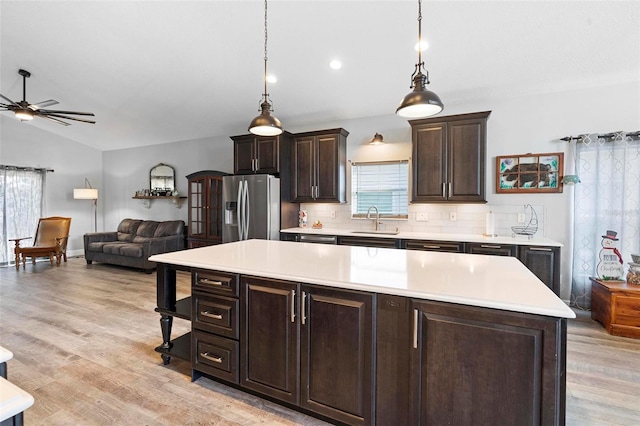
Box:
570;133;640;309
0;167;46;266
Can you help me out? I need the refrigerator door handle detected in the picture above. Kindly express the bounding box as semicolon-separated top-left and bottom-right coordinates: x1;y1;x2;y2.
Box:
236;180;244;240
243;179;250;240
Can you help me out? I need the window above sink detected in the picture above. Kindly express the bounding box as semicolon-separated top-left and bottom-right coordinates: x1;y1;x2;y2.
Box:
351;160;409;220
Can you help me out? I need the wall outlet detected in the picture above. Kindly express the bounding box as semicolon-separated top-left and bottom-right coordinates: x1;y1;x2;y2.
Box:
449;212;457;221
517;213;526;223
416;212;428;221
330;210;336;219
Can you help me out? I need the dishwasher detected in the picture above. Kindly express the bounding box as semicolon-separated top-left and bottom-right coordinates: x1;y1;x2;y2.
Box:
298;234;338;244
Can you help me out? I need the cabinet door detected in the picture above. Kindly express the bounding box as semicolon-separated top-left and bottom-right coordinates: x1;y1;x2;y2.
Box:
519;246;560;296
234;136;256;175
315;135;339;201
188;176;206;240
410;300;566;425
412;124;447;202
300;285;373;425
467;243;517;257
291;136;315;202
447;118;486;202
241;277;299;405
255;136;279;174
205;176;223;241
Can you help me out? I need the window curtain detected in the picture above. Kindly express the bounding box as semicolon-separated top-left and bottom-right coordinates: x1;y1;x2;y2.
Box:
570;133;640;309
0;166;46;266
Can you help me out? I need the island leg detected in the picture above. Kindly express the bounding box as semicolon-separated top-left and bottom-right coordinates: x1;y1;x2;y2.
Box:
159;314;173;365
156;263;177;364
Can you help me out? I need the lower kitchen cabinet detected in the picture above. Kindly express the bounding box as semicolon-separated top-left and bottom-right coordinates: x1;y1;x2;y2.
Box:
403;239;465;253
519;245;561;296
300;285;374;425
240;276;374;425
338;235;401;249
466;242;517;257
410;299;566;425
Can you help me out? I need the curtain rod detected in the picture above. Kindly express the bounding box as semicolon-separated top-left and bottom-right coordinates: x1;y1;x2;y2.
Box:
1;164;54;172
560;130;640;142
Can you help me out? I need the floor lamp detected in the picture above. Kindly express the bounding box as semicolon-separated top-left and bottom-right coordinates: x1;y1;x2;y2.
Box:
73;178;98;232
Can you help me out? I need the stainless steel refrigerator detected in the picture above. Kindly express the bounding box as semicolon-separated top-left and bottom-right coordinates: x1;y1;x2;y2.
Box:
222;174;280;243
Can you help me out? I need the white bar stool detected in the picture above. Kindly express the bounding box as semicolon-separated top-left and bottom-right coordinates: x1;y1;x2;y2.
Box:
0;377;34;426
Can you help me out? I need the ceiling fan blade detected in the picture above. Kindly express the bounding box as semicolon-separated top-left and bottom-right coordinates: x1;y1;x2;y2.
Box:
38;109;94;116
43;115;71;126
0;93;20;107
29;99;59;110
43;113;96;124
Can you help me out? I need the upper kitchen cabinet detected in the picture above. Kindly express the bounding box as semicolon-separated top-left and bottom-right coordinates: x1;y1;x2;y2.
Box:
410;111;490;203
231;132;291;176
291;128;348;203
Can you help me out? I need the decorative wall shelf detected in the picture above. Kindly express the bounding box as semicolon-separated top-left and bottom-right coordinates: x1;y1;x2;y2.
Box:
132;195;187;209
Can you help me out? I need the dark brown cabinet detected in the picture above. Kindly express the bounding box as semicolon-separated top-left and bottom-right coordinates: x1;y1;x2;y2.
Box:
240;277;374;425
410;111;490;203
291;128;348;203
519;245;561;296
232;133;290;175
186;171;227;248
403;239;465;252
466;242;518;257
338;235;401;249
410;299;566;425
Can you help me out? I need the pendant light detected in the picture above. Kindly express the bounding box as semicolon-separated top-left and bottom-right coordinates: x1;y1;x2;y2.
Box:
248;0;283;136
396;0;443;118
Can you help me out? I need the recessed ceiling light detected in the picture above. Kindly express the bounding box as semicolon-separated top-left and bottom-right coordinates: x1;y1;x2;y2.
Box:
266;74;277;83
329;59;342;70
414;39;429;52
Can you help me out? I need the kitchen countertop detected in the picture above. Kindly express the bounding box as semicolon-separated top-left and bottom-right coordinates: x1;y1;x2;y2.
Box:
281;227;563;247
150;239;574;319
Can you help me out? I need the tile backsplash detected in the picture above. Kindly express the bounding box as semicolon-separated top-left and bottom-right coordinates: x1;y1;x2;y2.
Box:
299;203;545;238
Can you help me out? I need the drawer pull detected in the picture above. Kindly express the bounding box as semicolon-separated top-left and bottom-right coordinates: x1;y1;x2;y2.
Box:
530;247;552;252
480;244;501;249
413;309;419;349
201;311;223;320
200;278;223;286
301;291;307;325
290;290;296;323
422;245;441;249
201;352;223;364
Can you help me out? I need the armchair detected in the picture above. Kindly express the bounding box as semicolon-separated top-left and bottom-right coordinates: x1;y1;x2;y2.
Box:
10;216;71;270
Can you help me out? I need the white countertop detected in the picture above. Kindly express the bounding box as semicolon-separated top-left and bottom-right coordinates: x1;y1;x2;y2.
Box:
150;239;574;319
281;227;563;247
0;377;34;421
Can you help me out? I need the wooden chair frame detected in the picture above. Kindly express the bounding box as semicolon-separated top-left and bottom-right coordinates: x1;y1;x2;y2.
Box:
9;216;71;270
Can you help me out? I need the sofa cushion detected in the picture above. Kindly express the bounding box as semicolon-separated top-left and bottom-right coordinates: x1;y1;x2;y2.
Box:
135;221;159;238
117;219;143;242
119;243;144;258
154;220;185;237
102;242;126;255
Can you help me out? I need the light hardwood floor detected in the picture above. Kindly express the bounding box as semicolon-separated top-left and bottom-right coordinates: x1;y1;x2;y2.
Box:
1;258;639;425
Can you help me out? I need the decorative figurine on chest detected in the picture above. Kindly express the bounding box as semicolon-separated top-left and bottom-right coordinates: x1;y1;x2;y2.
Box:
596;230;624;280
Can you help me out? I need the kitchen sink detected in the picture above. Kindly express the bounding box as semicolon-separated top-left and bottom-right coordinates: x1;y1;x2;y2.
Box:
351;230;399;235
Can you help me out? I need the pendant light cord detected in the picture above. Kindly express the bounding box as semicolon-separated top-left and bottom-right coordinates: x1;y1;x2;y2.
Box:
263;0;269;99
417;0;422;67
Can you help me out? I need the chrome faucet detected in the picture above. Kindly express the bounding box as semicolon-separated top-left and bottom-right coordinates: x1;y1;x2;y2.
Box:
366;206;380;231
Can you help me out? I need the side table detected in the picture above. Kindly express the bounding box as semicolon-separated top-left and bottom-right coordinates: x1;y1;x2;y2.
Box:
590;277;640;339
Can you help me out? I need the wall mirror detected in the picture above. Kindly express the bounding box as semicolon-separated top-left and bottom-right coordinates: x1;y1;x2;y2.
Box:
150;163;175;195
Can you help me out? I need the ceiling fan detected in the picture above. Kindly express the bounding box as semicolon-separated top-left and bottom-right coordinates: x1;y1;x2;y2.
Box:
0;69;95;126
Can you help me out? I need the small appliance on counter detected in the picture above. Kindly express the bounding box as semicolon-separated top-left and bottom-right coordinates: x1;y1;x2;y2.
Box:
222;174;280;243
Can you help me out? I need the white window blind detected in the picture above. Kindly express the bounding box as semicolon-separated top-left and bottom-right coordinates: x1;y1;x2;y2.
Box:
351;160;409;219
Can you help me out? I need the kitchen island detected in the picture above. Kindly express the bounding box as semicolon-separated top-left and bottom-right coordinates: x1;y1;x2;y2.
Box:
150;239;574;425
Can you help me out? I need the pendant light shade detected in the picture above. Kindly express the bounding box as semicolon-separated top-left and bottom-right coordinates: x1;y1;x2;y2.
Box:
248;0;283;136
396;0;443;118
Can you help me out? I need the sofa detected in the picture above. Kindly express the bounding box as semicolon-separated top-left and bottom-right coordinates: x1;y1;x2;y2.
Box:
84;218;185;272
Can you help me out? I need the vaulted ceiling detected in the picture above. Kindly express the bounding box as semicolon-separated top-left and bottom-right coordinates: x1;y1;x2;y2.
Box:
1;1;638;151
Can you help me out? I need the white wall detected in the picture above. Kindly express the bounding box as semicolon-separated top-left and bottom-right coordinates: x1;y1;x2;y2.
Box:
1;115;102;254
3;80;638;299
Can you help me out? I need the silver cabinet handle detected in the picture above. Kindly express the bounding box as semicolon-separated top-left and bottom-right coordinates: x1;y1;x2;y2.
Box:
290;290;296;323
201;352;223;363
423;245;441;249
413;309;419;349
255;158;259;171
481;245;501;249
301;291;307;325
448;182;452;197
201;278;223;286
442;183;446;198
530;247;552;252
201;311;223;320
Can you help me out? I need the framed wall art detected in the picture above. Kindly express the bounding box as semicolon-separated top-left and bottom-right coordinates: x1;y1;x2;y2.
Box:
496;152;563;193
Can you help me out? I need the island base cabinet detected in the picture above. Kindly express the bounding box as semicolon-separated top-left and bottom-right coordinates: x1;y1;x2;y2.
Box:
410;300;567;426
300;286;374;426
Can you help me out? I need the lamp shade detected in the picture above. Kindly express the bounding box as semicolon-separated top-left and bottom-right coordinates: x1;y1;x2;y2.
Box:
249;101;283;136
73;188;98;200
396;77;444;118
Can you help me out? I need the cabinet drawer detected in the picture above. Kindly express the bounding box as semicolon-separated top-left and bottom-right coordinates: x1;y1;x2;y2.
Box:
467;243;517;257
192;269;239;297
193;292;239;339
193;330;239;384
338;236;400;248
404;240;465;253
